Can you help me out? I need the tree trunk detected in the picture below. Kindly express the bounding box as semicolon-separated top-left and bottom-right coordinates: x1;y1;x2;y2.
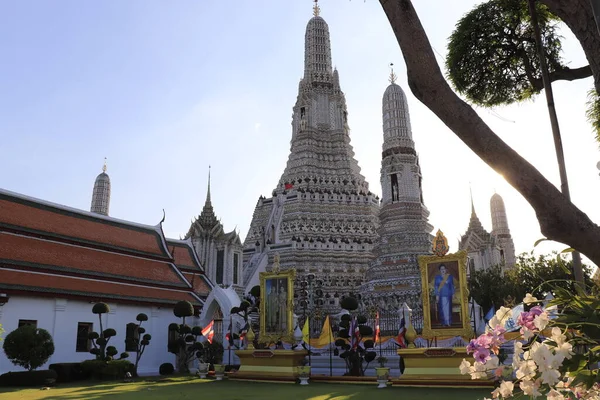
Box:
540;0;600;95
379;0;600;266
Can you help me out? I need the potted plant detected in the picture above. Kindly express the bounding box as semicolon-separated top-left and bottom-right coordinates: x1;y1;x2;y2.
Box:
296;357;311;385
196;344;209;379
375;356;390;389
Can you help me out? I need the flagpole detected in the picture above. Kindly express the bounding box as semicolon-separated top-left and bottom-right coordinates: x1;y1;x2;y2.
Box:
328;315;332;376
378;311;382;360
228;315;232;367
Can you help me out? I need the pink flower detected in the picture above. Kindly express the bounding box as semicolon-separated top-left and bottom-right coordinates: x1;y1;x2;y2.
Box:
466;339;479;354
474;347;491;363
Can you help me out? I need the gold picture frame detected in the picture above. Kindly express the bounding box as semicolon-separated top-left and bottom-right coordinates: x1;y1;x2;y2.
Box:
418;250;473;340
259;268;296;344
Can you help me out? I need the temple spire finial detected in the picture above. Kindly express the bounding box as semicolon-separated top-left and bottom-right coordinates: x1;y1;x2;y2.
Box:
313;0;320;16
389;63;397;84
206;165;212;204
469;183;476;215
102;157;107;173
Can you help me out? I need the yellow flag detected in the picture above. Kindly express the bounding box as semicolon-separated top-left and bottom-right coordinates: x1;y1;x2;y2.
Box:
302;318;310;343
314;315;333;348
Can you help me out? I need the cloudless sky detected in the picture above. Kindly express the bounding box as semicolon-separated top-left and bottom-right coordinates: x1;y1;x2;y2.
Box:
1;0;599;268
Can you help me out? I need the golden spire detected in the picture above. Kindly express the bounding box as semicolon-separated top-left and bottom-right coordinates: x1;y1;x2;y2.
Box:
389;62;397;84
313;0;320;16
102;157;107;173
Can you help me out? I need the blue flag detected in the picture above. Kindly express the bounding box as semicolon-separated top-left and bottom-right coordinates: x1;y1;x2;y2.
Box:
484;306;495;322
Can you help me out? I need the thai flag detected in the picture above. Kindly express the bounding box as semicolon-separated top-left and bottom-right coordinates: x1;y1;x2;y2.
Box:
225;322;233;349
374;312;381;344
396;317;406;348
201;320;214;344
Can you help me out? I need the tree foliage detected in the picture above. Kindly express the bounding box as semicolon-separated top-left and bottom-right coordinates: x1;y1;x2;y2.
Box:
3;325;55;371
446;0;572;106
468;252;594;313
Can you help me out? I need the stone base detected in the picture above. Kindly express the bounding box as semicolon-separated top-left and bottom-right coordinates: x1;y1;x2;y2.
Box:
394;347;494;388
230;350;308;382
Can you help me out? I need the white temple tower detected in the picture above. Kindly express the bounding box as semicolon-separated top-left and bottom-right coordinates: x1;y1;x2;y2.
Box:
90;159;111;216
361;71;433;315
242;4;379;310
490;193;516;269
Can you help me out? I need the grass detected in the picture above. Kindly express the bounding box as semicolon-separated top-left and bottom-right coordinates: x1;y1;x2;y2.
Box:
0;376;493;400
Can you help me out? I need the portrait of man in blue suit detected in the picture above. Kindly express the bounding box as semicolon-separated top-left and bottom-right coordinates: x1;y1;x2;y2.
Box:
433;264;455;327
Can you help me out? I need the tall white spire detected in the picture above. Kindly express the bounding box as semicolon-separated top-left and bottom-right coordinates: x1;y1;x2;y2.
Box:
90;158;111;216
304;1;332;82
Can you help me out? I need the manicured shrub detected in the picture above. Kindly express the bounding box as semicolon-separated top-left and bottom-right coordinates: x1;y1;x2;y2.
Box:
2;325;55;370
80;359;133;380
49;362;90;383
159;362;174;375
0;369;57;387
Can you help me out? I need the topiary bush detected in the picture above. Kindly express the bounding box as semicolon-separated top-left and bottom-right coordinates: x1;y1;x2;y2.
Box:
88;303;126;362
159;362;174;376
2;325;55;371
49;362;90;383
80;359;133;380
0;369;57;387
169;301;206;373
125;313;152;377
334;297;377;376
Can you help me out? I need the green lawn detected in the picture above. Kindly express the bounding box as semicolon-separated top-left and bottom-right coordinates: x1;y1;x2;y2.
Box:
0;376;493;400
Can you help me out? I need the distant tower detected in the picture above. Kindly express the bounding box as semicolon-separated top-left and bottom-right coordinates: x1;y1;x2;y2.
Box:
90;159;111;216
362;67;433;316
490;193;516;268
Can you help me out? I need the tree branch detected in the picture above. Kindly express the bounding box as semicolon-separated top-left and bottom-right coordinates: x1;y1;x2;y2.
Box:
379;0;600;265
549;65;593;82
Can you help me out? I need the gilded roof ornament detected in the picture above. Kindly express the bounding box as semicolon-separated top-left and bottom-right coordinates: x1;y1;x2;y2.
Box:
313;0;320;16
102;157;107;173
389;62;397;84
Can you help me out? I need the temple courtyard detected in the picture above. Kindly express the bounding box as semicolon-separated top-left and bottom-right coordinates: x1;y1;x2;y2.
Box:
0;378;491;400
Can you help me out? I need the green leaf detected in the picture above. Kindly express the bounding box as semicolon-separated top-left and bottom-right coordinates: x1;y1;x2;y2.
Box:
533;238;548;247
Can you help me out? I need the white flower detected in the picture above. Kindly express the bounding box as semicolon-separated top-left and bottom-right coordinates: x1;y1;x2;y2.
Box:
470;360;488;379
540;368;561;386
523;293;538;304
549;327;566;346
459;358;472;375
489;306;512;329
546;388;565;400
498;380;514;398
555;342;574;362
520;379;542;397
515;359;537;380
522;326;535;340
533;311;550;330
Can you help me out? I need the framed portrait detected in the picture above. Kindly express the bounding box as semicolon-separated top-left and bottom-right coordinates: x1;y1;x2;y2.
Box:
259;268;296;344
418;250;472;339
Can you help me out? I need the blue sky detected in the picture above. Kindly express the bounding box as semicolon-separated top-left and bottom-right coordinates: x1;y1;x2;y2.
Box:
1;0;599;267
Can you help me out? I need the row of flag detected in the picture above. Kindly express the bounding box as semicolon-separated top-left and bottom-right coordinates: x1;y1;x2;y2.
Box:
202;315;408;348
301;314;407;348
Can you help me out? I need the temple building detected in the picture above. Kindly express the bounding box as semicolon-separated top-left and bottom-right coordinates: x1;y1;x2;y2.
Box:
459;193;516;271
360;71;433;317
0;187;212;375
241;4;380;311
90;159;111;216
185;170;244;297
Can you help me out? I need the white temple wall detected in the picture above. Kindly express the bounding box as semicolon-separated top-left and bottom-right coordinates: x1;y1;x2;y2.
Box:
0;295;182;375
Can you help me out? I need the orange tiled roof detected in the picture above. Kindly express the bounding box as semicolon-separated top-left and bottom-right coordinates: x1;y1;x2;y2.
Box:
166;239;203;271
0;232;185;287
0;268;200;305
182;272;211;296
0;192;170;259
